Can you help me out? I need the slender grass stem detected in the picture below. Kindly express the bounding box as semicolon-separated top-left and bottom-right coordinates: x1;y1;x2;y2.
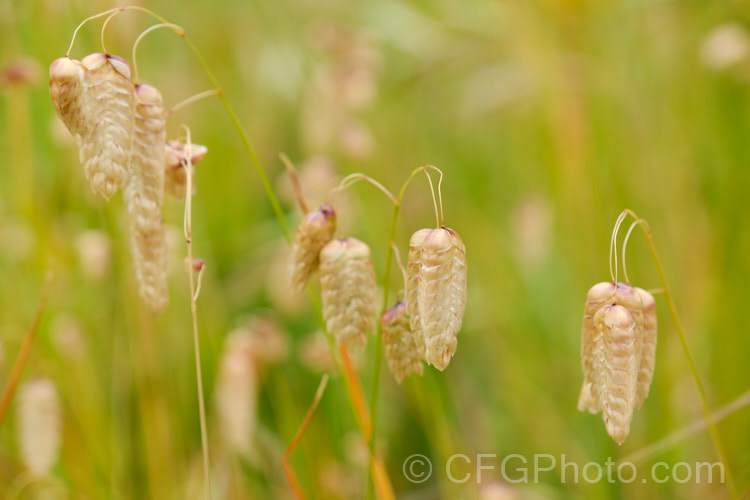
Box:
181;35;290;241
183;132;211;500
0;269;53;428
623;209;737;499
366;167;429;499
283;375;329;500
621;388;750;466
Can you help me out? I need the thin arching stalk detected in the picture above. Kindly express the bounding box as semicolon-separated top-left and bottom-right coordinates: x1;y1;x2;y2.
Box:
182;128;211;500
620;388;750;466
365;166;431;499
131;23;185;82
283;375;329;500
0;269;54;428
622;209;737;499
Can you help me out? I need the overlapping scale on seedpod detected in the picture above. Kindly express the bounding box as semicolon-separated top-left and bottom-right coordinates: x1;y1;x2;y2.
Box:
125;83;168;312
288;205;337;293
319;238;377;348
578;281;657;444
411;227;467;371
49;56;87;135
78;53;135;199
635;287;657;407
405;228;432;352
382;301;424;383
593;304;641;445
164;140;208;199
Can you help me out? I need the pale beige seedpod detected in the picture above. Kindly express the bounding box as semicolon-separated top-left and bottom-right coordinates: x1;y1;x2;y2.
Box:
49;56;87;135
592;304;641;445
635;287;657;407
124;83;167;312
417;227;467;371
16;379;61;476
288;205;337;293
578;281;617;413
381;301;424;383
405;228;432;352
78;53;135;199
215;332;257;456
164;140;208;199
319;237;377;348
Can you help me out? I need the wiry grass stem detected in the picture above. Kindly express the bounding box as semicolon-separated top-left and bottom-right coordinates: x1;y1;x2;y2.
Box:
182;130;211;500
0;269;54;428
622;209;737;499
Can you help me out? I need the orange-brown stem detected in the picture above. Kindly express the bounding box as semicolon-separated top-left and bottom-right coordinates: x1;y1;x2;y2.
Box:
283;375;329;500
0;270;53;428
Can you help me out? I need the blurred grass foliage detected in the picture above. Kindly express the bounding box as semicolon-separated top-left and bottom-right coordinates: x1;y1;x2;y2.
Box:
1;0;750;498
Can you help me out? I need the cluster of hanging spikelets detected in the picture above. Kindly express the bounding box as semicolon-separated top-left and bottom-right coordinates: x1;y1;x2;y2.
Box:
49;53;208;312
287;173;467;380
288;204;377;347
578;281;657;444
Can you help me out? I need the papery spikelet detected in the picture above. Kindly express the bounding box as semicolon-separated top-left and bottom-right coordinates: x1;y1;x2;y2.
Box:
125;83;167;312
78;53;135;199
319;238;377;348
164;140;208;199
635;287;657;407
417;227;467;370
578;281;617;413
405;228;431;351
17;379;61;476
382;301;424;383
215;332;257;456
289;205;336;293
593;305;641;445
49;57;87;135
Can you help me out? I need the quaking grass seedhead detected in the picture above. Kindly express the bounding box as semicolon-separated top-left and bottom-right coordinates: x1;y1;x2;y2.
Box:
165;140;208;199
49;56;86;135
126;82;168;312
288;204;337;294
382;301;424;383
77;52;135;199
578;281;657;444
319;237;377;348
404;226;466;371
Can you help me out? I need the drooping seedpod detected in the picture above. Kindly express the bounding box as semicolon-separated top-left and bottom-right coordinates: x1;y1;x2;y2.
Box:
382;301;424;383
125;83;167;312
578;281;616;413
49;57;87;136
635;287;657;407
288;205;336;294
17;379;61;477
592;305;641;445
78;53;135;199
164;140;208;199
578;281;657;444
319;238;377;348
415;227;467;371
405;228;432;352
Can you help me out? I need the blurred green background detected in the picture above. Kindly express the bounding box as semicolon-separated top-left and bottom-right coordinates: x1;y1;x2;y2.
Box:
1;0;750;498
